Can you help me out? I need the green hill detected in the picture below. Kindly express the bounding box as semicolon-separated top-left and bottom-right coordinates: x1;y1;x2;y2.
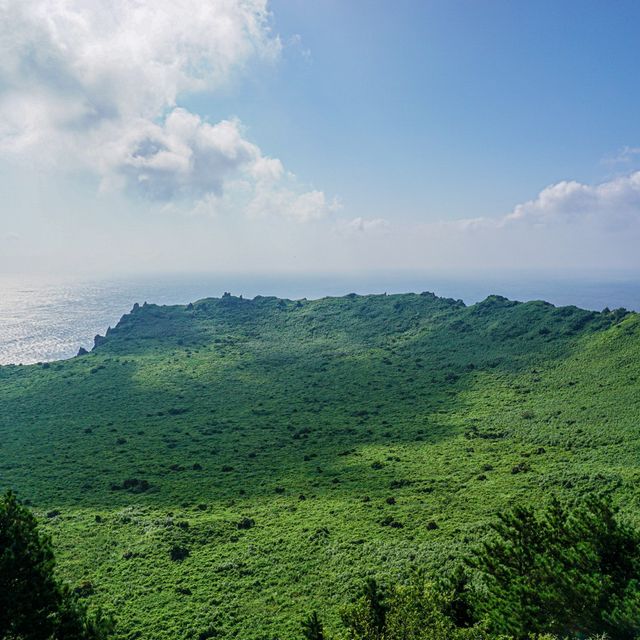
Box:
1;292;639;639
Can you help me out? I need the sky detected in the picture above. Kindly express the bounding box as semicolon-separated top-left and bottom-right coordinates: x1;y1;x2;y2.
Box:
1;0;640;280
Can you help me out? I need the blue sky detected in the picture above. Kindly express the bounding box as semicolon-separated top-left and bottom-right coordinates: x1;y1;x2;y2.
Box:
1;0;640;278
246;0;640;220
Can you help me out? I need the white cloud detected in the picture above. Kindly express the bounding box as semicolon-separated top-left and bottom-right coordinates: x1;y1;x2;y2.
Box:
0;0;333;220
249;156;285;182
8;0;277;105
106;109;261;200
356;171;639;273
602;146;640;166
248;183;341;222
505;172;640;230
337;216;390;233
0;0;278;148
450;171;640;233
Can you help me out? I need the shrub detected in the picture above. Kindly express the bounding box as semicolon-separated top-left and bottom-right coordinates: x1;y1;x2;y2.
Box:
197;623;219;640
169;545;189;562
389;479;412;489
121;478;150;493
237;517;255;530
74;581;95;598
380;515;403;528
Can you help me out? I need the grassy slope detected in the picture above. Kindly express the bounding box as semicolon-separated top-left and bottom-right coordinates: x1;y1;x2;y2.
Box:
1;292;639;639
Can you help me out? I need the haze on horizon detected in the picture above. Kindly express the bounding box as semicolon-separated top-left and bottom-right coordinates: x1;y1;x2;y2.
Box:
1;0;640;281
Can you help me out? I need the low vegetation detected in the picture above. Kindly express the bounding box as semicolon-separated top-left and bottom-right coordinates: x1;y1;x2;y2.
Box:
1;292;639;638
3;492;637;639
304;496;640;639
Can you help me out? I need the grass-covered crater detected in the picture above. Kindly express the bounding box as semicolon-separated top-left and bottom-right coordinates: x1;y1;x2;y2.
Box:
1;291;638;639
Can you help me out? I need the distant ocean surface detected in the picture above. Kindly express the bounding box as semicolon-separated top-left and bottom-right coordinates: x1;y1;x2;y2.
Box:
1;273;639;365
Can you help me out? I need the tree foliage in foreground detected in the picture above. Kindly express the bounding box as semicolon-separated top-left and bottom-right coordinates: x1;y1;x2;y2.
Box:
471;496;640;639
340;578;491;640
309;496;640;639
0;491;114;640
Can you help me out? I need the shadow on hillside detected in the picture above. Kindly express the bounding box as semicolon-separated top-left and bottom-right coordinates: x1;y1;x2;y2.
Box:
0;293;626;509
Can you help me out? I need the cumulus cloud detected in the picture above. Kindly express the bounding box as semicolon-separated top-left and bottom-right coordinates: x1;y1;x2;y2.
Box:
0;0;278;149
505;172;640;230
248;183;341;222
453;171;640;233
391;170;640;273
107;109;261;200
0;0;333;220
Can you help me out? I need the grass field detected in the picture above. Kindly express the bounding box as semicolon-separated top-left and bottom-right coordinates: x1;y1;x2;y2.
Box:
1;292;639;639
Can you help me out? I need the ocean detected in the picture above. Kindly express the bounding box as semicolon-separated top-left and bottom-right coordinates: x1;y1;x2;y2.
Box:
1;273;639;365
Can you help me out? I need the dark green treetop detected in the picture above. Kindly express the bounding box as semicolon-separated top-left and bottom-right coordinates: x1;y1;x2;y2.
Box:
0;491;114;640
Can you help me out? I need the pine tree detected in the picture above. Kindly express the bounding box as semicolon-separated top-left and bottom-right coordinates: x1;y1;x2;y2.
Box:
341;578;389;639
469;496;640;639
302;611;324;640
0;490;114;640
363;578;387;635
0;490;61;639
